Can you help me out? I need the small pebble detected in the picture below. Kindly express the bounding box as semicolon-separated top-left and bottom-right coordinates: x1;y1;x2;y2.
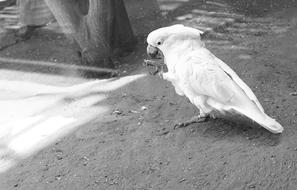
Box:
95;180;100;185
187;153;193;159
141;106;148;110
82;156;89;166
112;109;123;115
249;184;256;189
55;175;62;180
179;178;186;183
129;110;139;114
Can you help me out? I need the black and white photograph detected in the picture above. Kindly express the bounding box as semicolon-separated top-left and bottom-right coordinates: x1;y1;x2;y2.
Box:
0;0;296;189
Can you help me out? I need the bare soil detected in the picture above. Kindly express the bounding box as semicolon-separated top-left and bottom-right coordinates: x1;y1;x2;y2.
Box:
0;1;297;190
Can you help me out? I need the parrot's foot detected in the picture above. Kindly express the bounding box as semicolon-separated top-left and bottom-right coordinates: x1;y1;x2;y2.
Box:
143;59;163;75
174;115;210;129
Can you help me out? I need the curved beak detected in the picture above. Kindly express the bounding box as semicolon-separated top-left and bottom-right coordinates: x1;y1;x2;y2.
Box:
146;44;160;59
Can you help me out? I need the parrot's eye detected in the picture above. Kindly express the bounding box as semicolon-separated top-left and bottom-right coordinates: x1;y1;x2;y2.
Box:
157;41;162;45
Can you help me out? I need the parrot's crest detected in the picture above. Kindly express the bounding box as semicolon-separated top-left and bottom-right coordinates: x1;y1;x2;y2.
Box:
147;25;204;45
147;24;205;56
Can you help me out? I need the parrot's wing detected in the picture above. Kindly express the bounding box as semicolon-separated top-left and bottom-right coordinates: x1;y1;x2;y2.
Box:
186;58;283;134
190;49;264;112
212;55;264;112
187;61;246;105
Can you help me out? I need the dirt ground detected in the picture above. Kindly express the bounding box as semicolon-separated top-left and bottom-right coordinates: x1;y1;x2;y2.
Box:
0;1;297;190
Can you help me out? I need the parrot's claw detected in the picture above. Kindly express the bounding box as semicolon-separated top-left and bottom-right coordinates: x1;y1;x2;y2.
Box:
150;69;161;76
143;59;156;67
157;71;163;78
143;59;163;76
174;115;210;129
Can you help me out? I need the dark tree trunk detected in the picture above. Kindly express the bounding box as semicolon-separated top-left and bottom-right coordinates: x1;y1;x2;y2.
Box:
44;0;136;68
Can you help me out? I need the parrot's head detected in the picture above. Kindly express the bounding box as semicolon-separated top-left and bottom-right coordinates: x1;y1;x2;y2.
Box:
146;24;204;59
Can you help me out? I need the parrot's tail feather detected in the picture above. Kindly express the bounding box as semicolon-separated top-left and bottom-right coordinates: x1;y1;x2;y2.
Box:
232;107;284;134
257;116;284;134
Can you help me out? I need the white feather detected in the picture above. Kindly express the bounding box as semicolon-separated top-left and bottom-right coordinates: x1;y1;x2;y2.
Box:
147;25;284;133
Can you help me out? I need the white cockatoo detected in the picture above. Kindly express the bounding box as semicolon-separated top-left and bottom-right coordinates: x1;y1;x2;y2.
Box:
146;24;283;134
